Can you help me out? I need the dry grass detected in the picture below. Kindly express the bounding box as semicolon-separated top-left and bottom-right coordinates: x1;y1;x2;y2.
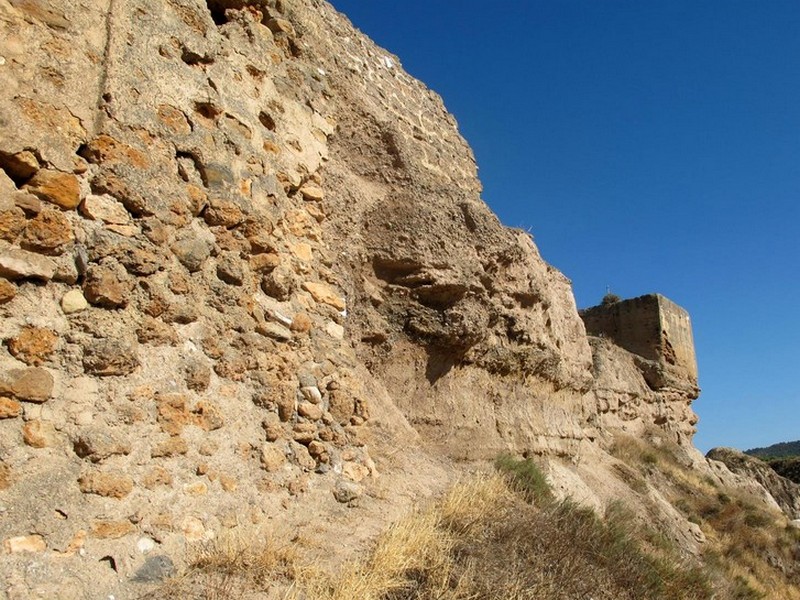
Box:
140;528;299;599
611;430;800;600
144;440;800;600
298;469;712;600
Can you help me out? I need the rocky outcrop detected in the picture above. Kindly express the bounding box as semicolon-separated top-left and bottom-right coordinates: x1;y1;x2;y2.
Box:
707;447;800;519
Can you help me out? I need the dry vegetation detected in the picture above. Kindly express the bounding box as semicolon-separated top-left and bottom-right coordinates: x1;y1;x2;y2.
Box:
611;430;800;600
141;449;799;599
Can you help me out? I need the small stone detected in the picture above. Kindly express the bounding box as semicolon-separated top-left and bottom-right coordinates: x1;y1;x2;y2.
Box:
0;279;16;303
184;359;211;391
292;422;316;445
90;520;135;539
260;443;286;472
3;367;54;402
220;474;237;492
291;441;316;471
26;169;81;209
326;321;345;339
61;289;89;314
333;480;362;504
20;209;73;255
0;206;25;242
266;17;295;36
194;400;224;431
298;402;323;421
7;326;58;365
343;462;371;483
137;536;157;554
22;420;57;448
300;386;323;404
302;281;346;310
137;317;179;346
79;194;130;224
262;414;284;442
172;238;210;272
250;252;280;272
204;198;244;227
216;252;245;285
261;265;295;301
0;150;39;180
133;555;176;583
12;191;42;215
142;466;172;489
83;265;131;308
72;428;131;462
3;535;46;554
298;183;324;201
82;339;139;376
184;481;208;495
257;322;292;342
0;397;21;418
0;247;57;280
151;436;188;458
308;440;329;462
78;471;134;498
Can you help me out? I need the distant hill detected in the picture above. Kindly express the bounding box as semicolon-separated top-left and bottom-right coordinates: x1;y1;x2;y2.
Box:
745;440;800;459
745;441;800;484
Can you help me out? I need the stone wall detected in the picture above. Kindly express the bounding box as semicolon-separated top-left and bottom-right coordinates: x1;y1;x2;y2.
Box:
581;294;698;386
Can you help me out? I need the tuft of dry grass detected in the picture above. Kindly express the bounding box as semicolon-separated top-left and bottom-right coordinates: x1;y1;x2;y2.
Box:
140;528;299;600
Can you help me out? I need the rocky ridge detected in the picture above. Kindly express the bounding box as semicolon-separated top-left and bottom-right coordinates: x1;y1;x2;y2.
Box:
0;1;793;598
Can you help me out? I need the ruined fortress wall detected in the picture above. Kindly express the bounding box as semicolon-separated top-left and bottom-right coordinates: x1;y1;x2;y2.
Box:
581;294;697;380
581;295;662;362
656;295;698;380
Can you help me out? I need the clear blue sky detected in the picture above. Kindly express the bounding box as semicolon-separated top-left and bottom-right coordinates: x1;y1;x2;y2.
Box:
328;0;800;453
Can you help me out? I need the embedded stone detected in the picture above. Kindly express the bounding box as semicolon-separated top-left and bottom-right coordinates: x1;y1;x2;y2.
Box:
90;520;135;539
298;183;324;201
267;17;295;36
61;289;89;314
83;265;131;308
26;169;81;209
302;281;346;310
137;317;179;346
78;471;134;498
20;209;73;255
172;238;210;272
0;150;39;180
257;322;292;342
290;312;312;333
333;480;362;504
0;247;57;280
3;535;46;554
216;252;245;285
0;397;21;419
3;367;54;402
80;194;131;224
151;436;188;457
204;198;244;227
82;339;139;376
298;401;323;421
260;444;286;472
22;420;57;448
0;206;25;242
0;279;16;303
7;326;58;365
72;428;131;462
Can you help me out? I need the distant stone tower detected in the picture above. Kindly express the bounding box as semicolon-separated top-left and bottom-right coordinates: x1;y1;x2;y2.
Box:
580;294;699;395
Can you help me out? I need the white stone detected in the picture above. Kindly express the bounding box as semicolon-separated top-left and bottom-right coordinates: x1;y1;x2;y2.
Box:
61;289;89;314
137;537;156;554
80;195;131;225
326;322;344;340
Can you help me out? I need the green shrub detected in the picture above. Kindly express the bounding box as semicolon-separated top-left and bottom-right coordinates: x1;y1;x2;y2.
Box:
494;454;554;505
